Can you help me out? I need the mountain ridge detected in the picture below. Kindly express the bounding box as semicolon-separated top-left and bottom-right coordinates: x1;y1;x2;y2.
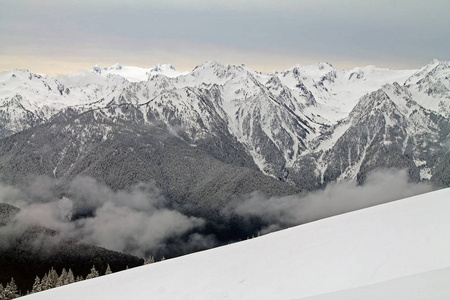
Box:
1;60;449;190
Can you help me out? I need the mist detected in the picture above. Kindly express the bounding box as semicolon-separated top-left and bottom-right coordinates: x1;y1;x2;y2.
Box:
0;176;212;258
225;169;434;234
0;168;436;258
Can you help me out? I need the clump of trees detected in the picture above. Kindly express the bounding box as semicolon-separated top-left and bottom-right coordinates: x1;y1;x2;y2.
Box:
144;256;155;264
0;264;110;299
0;254;166;299
0;278;19;300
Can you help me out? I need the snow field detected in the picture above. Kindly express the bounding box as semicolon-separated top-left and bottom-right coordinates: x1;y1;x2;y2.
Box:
22;188;450;300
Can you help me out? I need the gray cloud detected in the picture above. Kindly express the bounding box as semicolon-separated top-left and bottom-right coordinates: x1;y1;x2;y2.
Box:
0;176;210;258
0;169;437;257
226;169;434;234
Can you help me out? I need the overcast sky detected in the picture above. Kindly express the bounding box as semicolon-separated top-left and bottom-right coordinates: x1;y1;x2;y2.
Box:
1;0;449;75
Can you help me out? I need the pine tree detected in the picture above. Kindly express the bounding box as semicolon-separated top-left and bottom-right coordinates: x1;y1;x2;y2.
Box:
105;264;112;275
31;276;42;294
75;275;84;282
0;283;9;300
2;283;9;300
85;265;99;280
4;283;10;300
57;268;67;287
47;267;58;289
144;256;155;265
5;278;19;299
66;269;75;285
40;273;49;291
0;283;4;300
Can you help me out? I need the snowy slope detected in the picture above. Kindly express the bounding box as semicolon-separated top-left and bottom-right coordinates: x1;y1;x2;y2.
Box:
299;268;450;300
92;63;188;82
303;81;447;184
22;188;450;300
405;59;450;117
278;63;417;122
1;60;448;185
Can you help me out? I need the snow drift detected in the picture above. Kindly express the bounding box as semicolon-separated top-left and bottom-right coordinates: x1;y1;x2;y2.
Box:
22;188;450;300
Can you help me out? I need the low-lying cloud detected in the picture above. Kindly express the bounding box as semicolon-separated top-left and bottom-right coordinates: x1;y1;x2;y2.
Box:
225;169;434;234
0;176;210;258
0;168;436;259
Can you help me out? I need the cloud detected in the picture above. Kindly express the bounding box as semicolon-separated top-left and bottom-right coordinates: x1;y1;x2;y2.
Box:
0;169;437;257
76;201;204;257
0;176;211;258
225;169;434;234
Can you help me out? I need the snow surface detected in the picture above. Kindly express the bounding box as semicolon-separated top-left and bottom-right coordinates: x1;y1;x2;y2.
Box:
22;188;450;300
91;63;189;82
1;60;448;181
405;60;450;117
278;64;417;122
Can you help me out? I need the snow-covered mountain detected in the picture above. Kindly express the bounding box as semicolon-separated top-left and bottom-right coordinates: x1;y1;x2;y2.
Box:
405;59;450;117
292;80;449;189
91;63;189;82
1;61;449;298
277;62;417;122
21;188;450;300
0;60;449;189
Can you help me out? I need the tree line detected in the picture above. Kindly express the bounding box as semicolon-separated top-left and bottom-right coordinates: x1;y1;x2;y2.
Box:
0;255;161;299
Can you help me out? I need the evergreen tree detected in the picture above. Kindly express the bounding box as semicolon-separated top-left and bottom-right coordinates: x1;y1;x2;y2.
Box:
85;265;99;280
105;264;112;275
0;283;4;300
2;283;8;300
75;275;84;282
3;283;9;300
57;268;67;287
4;278;19;299
144;256;155;265
31;276;42;294
66;269;75;285
47;267;58;289
40;273;49;291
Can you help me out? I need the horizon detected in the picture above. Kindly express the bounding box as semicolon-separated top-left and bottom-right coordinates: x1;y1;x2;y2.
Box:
1;1;449;76
1;58;441;77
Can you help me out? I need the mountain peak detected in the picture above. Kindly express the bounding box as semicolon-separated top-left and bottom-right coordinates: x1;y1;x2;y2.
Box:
430;58;443;65
405;58;450;86
150;64;176;72
420;59;450;72
315;61;334;70
152;64;175;71
147;64;188;78
109;63;123;70
193;61;225;71
92;65;102;74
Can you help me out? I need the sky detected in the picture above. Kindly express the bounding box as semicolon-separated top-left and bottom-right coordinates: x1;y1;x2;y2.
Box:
1;0;449;75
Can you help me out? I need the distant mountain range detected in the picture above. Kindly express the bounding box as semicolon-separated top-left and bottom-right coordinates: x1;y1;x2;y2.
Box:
1;59;449;295
0;60;448;194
